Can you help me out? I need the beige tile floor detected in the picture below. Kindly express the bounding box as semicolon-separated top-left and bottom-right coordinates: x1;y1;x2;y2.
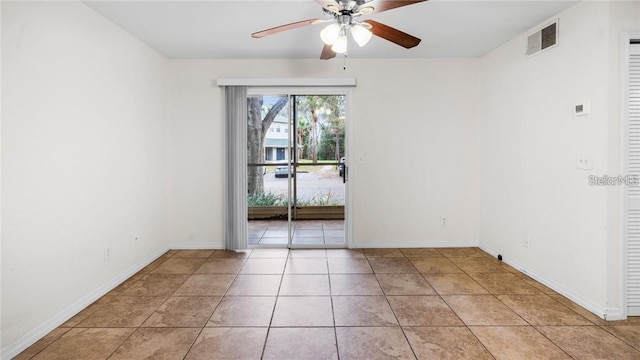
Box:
15;248;640;359
248;220;344;245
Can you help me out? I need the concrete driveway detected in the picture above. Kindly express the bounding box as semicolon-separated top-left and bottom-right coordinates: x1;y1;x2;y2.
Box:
263;165;345;204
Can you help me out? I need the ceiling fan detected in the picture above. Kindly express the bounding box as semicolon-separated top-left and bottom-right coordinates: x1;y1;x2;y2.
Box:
251;0;427;59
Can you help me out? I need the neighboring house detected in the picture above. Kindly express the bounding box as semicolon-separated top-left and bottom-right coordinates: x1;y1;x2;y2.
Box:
264;115;290;162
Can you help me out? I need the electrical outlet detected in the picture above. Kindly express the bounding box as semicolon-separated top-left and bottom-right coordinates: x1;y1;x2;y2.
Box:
576;155;593;170
441;217;447;226
104;248;111;261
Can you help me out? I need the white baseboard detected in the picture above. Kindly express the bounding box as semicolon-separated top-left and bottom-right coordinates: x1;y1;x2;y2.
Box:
169;241;224;250
604;307;625;321
1;247;169;360
354;240;479;248
479;244;620;321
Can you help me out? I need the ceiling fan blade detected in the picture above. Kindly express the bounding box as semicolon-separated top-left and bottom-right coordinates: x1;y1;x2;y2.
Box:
252;19;325;38
364;0;428;15
314;0;342;13
320;44;337;60
364;20;421;49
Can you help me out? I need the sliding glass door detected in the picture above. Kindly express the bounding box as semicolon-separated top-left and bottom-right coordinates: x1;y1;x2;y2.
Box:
246;90;347;248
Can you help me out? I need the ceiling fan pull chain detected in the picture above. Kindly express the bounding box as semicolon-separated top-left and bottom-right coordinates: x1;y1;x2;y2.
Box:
343;53;348;70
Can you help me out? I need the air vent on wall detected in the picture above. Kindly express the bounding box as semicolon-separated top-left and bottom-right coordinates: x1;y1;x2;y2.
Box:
526;20;558;57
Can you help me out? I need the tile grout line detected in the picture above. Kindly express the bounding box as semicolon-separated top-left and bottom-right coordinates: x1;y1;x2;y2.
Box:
183;250;249;359
527;325;577;359
458;251;605;359
155;251;215;360
327;254;342;360
365;251;419;360
437;249;502;360
421;249;523;360
443;249;585;359
106;250;182;359
260;248;290;360
598;324;640;353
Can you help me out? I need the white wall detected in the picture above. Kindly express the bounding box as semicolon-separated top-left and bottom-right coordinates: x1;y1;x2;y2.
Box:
1;0;169;353
167;59;480;249
479;0;640;319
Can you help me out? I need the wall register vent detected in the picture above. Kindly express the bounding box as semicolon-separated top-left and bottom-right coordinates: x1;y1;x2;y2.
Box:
526;21;558;57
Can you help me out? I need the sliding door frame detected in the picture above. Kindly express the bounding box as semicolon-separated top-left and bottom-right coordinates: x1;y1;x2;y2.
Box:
247;86;354;249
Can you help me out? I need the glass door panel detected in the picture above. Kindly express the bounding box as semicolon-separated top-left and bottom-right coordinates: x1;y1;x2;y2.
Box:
247;95;292;247
290;95;345;248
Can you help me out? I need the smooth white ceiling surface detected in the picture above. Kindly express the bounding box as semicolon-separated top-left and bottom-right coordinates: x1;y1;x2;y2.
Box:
83;0;578;59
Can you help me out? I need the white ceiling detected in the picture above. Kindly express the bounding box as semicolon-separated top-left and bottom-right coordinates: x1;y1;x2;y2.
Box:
83;0;578;59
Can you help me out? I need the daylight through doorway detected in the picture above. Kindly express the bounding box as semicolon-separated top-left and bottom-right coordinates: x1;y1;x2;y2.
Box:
247;93;347;248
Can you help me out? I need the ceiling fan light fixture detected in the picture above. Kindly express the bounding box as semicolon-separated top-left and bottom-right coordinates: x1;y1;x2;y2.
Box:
331;33;348;54
351;24;372;47
320;23;341;45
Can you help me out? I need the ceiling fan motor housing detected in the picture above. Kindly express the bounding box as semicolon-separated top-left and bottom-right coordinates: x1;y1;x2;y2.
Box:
339;1;359;11
337;14;352;26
